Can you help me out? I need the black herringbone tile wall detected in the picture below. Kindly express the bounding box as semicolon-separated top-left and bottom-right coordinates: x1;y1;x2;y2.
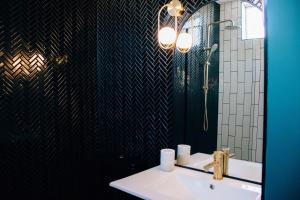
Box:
173;2;220;155
96;0;261;167
0;0;97;199
96;0;217;167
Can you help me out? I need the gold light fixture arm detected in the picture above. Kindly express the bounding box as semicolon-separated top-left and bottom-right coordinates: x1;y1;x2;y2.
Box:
157;0;184;49
158;4;172;49
157;4;170;33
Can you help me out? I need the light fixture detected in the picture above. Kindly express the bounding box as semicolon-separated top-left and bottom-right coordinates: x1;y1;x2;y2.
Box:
158;0;192;53
158;27;177;49
176;32;192;53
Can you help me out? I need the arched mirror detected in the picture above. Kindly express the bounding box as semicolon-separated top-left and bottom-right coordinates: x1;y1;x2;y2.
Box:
174;0;265;184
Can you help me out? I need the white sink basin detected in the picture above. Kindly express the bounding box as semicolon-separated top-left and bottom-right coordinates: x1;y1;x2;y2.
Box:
110;166;261;200
173;173;261;200
186;153;262;183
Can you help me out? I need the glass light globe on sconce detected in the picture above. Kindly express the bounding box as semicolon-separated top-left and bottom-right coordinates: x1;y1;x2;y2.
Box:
176;32;193;53
158;27;177;49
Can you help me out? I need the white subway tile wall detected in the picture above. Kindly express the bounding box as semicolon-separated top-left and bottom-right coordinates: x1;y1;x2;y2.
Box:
217;0;264;162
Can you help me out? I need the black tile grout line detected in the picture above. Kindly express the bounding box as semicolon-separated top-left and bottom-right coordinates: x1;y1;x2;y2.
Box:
220;2;229;155
240;14;247;160
253;42;263;162
246;46;262;159
254;65;262;161
248;39;255;161
228;0;233;121
175;164;262;185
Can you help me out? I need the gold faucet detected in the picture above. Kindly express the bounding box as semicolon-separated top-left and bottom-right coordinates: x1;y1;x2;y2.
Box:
203;148;235;180
222;148;235;176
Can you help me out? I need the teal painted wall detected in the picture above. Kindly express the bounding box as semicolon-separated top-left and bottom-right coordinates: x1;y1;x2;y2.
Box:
265;0;300;199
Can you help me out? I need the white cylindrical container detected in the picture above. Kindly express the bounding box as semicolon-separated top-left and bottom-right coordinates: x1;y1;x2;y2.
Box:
177;144;191;165
160;149;175;172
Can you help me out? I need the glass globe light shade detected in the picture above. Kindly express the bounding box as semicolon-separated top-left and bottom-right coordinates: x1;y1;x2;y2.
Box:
158;27;177;49
176;32;193;53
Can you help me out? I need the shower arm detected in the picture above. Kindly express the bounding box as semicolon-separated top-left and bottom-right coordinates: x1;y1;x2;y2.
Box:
207;20;234;50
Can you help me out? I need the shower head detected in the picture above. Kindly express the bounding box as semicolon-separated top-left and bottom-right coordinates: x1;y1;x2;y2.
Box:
206;43;218;64
207;20;239;53
224;24;240;31
224;20;240;31
204;43;218;52
210;43;218;53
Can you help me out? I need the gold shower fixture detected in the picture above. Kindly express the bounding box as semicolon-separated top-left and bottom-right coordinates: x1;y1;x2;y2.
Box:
157;0;192;53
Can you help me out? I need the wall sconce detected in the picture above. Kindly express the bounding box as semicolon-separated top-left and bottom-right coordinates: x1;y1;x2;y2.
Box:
176;32;193;53
158;0;193;53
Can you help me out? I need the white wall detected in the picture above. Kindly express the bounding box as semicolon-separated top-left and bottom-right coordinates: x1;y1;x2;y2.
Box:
217;0;264;162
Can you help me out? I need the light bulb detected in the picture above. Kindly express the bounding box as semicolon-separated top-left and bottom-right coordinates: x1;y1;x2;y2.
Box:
158;27;176;49
176;32;192;53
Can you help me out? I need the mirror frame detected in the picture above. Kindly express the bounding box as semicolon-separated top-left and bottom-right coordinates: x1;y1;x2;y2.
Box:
262;0;267;199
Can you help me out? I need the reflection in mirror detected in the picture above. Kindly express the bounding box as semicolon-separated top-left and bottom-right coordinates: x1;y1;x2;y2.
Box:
174;0;264;183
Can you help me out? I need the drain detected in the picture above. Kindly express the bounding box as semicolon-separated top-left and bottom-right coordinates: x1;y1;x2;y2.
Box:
209;184;215;190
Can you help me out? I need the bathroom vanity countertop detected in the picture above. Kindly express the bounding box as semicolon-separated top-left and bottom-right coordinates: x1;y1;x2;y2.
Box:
110;165;261;200
110;166;180;200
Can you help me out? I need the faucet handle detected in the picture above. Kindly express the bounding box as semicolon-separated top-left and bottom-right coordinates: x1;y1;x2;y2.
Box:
229;153;235;158
222;147;230;154
222;148;235;158
203;161;215;172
